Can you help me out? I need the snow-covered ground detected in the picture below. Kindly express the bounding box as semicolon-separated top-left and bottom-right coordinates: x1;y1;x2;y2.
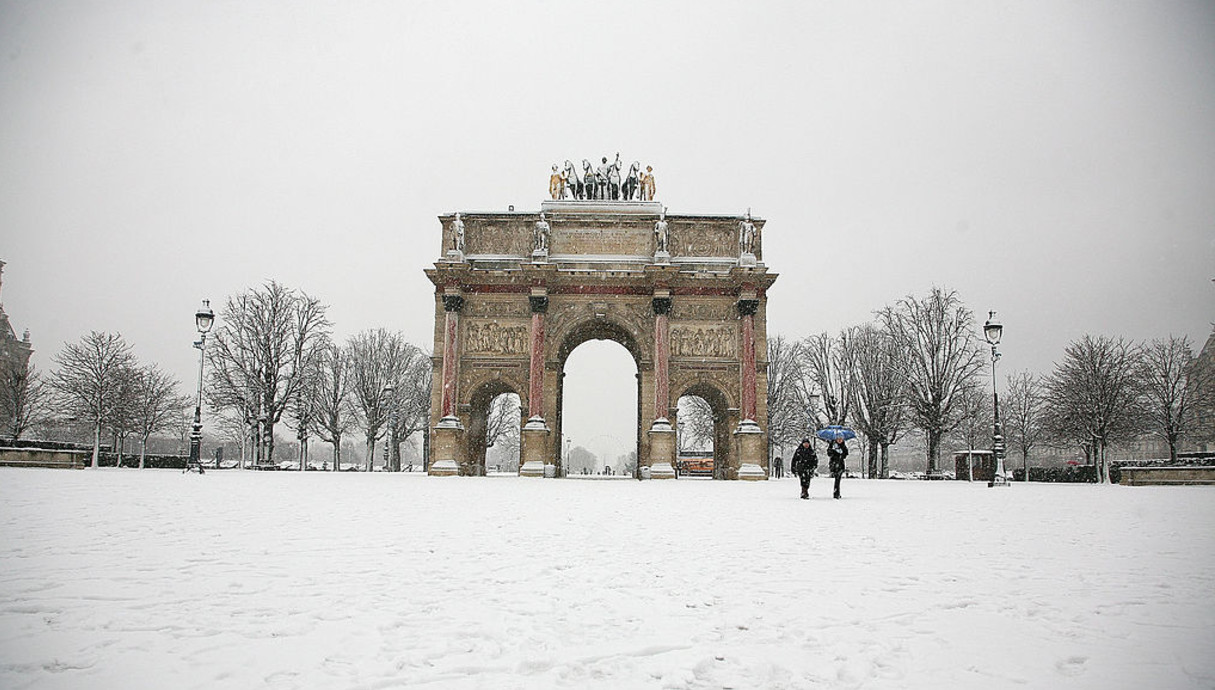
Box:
1;469;1212;690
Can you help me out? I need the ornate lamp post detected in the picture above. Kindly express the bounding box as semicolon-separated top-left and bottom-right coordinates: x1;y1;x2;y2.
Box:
189;300;215;472
983;311;1009;487
382;384;398;472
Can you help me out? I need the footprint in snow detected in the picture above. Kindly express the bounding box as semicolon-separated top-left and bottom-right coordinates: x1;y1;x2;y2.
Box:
1056;655;1088;676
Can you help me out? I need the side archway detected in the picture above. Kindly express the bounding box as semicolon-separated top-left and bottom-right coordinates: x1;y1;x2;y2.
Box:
675;381;738;480
463;377;524;476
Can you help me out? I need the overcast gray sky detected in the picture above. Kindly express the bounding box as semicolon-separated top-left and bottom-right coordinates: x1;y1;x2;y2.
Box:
2;1;1212;462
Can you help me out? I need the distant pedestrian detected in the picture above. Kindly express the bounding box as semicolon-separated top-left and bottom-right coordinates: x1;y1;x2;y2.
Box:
790;438;818;499
773;456;784;479
828;439;849;499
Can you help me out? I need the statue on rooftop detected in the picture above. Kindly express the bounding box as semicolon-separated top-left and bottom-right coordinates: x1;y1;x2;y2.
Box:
534;212;550;253
654;208;669;254
549;165;565;200
640;165;656;201
451;212;465;252
739;209;756;256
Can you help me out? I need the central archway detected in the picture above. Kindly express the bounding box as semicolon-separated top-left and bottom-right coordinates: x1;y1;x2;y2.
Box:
556;323;642;478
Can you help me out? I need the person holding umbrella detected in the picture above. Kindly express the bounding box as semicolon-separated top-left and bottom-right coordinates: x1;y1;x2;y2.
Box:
827;438;849;499
815;425;857;499
790;438;818;500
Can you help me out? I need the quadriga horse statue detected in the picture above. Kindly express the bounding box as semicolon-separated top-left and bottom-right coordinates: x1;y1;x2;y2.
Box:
622;161;641;200
606;154;622;200
562;160;582;200
581;159;599;200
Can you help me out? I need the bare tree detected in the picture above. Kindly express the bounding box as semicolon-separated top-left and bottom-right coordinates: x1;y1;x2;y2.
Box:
677;394;715;452
845;323;908;478
105;363;146;466
310;341;353;471
766;335;814;462
1044;335;1142;483
50;331;136;467
207;281;330;467
483;393;519;465
390;348;433;471
879;287;985;474
1003;370;1046;480
947;383;993;461
1140;335;1210;461
803;331;851;426
347;328;417;471
0;358;48;440
130;364;188;469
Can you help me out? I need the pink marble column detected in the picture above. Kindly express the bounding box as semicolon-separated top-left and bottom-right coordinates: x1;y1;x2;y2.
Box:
527;295;548;420
652;296;673;420
439;294;464;420
738;299;759;422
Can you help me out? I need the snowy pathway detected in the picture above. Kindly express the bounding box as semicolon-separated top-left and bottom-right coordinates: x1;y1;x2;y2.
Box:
1;469;1212;689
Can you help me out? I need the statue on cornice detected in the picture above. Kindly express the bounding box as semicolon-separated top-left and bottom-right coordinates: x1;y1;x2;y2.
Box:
739;209;757;256
654;207;669;254
534;212;550;253
451;212;465;252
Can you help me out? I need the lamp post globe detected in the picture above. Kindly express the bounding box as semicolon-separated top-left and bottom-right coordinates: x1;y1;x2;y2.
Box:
188;299;215;473
984;311;1009;487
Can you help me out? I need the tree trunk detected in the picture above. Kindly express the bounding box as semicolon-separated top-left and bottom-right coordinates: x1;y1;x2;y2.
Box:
92;421;101;468
879;443;891;479
423;427;430;472
926;430;942;474
866;441;878;479
365;435;376;473
139;436;148;469
1098;441;1109;484
1021;447;1029;482
332;433;342;471
266;422;276;466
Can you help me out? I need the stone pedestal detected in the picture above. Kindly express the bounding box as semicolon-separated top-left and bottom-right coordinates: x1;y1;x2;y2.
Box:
647;418;677;479
430;417;465;476
654;250;671;265
739;252;757;267
735;419;766;481
531;248;549;263
445;249;465;263
519;417;549;477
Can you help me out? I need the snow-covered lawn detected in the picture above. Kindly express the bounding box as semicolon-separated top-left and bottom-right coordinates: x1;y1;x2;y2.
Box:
1;469;1212;690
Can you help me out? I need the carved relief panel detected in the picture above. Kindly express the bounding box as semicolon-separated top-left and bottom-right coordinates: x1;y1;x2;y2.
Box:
670;325;736;359
463;319;530;356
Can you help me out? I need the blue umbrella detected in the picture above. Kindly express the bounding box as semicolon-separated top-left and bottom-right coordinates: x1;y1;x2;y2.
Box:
815;425;857;442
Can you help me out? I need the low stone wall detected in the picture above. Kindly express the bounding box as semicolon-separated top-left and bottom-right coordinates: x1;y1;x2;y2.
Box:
1118;466;1215;486
0;447;87;469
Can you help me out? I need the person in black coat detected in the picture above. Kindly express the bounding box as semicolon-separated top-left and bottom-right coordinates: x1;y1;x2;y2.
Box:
790;438;818;499
827;439;849;499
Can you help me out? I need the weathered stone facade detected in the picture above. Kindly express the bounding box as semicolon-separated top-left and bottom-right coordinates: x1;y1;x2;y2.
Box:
424;200;777;479
0;261;34;438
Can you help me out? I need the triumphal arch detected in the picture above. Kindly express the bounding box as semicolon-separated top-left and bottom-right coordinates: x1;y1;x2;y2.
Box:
424;161;777;479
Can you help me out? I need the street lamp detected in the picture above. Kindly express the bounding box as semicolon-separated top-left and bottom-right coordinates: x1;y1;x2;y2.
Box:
983;311;1009;487
188;299;215;473
382;384;398;472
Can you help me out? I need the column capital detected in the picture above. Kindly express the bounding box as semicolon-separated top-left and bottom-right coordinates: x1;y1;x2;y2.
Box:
529;295;549;314
652;296;673;315
442;293;464;313
442;294;465;313
736;299;759;317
